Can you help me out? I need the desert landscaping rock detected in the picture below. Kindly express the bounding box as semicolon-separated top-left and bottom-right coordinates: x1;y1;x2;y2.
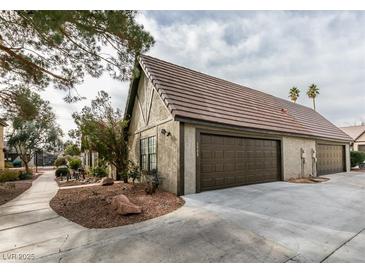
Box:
50;181;184;228
111;194;142;215
100;177;114;186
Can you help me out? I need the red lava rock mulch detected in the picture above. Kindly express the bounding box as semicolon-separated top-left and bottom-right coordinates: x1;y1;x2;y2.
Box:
49;183;185;229
288;177;329;184
0;174;41;206
55;177;99;188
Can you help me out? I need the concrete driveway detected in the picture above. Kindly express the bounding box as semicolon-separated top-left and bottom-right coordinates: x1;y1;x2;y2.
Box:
0;171;364;263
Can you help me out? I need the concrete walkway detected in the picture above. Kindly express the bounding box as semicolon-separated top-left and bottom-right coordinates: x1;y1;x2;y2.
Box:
1;171;365;263
0;171;86;262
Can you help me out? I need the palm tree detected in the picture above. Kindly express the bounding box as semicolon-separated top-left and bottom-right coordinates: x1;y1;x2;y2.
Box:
289;87;300;103
307;84;320;111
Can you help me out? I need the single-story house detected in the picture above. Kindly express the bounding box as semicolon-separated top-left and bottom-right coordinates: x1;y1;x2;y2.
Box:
340;125;365;152
0;119;7;170
124;55;352;195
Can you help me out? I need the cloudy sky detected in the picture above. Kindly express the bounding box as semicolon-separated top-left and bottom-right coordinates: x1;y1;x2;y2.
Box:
41;11;365;138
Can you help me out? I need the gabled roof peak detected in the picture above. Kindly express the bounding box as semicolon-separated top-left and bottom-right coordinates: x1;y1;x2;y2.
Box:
131;55;352;142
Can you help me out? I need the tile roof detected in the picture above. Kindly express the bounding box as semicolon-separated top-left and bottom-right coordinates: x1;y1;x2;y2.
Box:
137;55;352;142
340;125;365;140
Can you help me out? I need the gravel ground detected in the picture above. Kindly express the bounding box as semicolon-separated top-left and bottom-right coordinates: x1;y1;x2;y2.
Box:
50;182;185;228
0;174;41;205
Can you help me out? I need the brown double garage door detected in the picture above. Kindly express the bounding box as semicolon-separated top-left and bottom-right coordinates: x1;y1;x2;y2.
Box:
199;133;281;192
317;144;346;176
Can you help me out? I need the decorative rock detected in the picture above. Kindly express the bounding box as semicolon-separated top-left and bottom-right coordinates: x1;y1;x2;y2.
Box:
111;194;142;215
100;177;114;186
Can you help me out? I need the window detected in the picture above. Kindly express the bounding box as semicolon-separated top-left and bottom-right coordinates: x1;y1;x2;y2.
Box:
140;136;156;172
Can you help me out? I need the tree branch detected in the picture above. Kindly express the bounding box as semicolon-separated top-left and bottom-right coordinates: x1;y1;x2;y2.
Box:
0;43;71;84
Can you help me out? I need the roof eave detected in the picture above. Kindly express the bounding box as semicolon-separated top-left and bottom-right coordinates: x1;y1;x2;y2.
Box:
174;115;353;143
123;64;143;122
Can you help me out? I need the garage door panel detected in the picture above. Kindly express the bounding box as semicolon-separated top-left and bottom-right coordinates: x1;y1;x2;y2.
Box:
200;133;281;191
317;144;345;176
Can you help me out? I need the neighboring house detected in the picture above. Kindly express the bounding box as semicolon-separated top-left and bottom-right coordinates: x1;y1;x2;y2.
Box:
81;149;98;171
34;151;58;167
340;125;365;152
0;120;7;169
125;55;352;195
80;149;117;178
4;141;59;167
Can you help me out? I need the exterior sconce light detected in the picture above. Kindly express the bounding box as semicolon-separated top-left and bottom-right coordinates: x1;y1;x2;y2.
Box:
160;128;171;136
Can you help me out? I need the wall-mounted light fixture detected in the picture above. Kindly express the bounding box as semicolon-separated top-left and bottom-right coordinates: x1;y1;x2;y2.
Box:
160;128;171;136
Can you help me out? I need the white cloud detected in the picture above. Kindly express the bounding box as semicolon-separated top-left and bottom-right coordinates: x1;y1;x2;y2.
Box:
44;11;365;138
138;11;365;126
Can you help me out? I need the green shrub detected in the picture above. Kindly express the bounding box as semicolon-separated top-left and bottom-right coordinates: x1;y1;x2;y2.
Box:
12;159;22;168
64;144;81;156
128;161;141;183
54;157;67;167
5;161;13;168
55;166;70;177
0;169;20;183
92;166;108;178
120;169;129;183
350;151;365;167
144;169;162;195
18;171;33;180
68;157;81;170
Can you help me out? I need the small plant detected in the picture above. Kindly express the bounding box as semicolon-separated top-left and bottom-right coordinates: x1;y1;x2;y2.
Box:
350;151;365;168
55;166;70;178
54;157;67;167
12;159;22;168
144;169;162;195
92;165;108;178
128;161;141;184
120;169;129;183
0;169;20;183
18;171;33;180
68;157;81;170
5;161;13;168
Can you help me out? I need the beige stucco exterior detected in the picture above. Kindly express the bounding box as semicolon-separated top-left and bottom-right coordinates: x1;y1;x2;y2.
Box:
352;132;365;151
127;72;351;195
127;71;180;194
184;124;196;194
181;124;350;194
0;125;4;170
282;137;317;179
345;144;351;171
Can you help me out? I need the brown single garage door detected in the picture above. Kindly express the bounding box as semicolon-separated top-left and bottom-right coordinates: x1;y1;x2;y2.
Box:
317;144;345;176
199;133;281;192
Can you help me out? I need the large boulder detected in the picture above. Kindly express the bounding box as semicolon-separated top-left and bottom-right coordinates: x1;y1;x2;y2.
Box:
111;194;142;215
100;177;114;186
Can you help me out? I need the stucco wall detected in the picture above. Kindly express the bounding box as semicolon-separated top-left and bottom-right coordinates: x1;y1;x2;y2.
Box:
282;137;317;179
128;71;179;194
184;124;196;194
181;124;349;194
0;126;4;170
353;141;365;151
357;132;365;142
345;144;351;171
